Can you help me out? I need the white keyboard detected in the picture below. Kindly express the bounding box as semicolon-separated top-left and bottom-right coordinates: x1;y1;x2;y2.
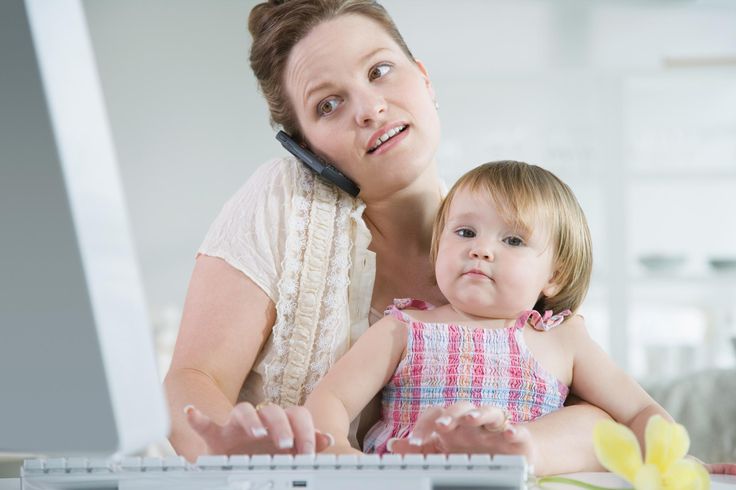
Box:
21;453;528;489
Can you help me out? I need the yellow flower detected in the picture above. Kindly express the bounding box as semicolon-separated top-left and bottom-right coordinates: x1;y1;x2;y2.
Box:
593;415;710;490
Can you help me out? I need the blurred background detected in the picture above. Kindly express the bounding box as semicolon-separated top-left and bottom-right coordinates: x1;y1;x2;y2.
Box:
82;0;736;460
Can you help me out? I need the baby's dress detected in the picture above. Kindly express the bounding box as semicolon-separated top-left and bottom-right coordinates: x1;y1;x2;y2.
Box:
362;299;571;454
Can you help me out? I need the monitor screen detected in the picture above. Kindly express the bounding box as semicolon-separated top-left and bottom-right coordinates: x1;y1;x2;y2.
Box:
0;0;169;455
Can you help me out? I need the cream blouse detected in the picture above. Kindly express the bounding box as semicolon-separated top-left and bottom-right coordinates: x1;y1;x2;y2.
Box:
198;157;378;411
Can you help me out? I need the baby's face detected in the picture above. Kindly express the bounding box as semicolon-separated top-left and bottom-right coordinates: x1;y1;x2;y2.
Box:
434;189;559;320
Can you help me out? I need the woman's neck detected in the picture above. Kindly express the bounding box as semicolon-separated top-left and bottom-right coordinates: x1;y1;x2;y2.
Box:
361;166;443;254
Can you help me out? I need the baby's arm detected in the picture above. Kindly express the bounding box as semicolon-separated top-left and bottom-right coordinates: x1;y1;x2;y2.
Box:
566;319;671;449
304;316;408;453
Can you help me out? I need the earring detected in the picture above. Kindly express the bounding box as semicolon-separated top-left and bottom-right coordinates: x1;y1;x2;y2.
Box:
434;99;440;110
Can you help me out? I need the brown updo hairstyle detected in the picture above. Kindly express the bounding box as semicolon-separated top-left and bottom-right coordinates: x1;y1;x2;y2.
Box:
248;0;415;142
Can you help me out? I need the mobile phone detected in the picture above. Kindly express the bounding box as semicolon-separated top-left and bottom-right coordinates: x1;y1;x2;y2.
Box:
276;130;360;197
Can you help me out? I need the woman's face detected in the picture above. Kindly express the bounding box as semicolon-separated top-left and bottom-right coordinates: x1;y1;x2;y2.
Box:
284;14;441;200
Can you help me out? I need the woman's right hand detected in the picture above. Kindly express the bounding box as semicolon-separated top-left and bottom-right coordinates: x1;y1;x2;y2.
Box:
184;402;334;456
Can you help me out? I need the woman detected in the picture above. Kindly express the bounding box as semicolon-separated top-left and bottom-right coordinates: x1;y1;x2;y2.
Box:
164;0;608;475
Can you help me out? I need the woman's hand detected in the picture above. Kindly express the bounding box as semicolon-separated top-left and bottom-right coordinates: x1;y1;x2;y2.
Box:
184;402;334;456
387;403;537;466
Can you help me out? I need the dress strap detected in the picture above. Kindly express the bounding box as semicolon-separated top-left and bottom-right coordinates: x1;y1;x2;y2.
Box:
514;309;571;332
384;298;435;322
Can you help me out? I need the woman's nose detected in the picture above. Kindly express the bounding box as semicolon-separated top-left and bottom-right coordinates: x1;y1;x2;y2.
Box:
353;89;386;127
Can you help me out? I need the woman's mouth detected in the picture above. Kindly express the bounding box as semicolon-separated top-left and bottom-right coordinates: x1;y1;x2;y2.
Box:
367;124;407;154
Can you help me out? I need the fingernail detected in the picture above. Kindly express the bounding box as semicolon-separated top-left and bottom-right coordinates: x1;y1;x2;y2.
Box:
435;416;452;426
251;426;268;438
504;425;516;436
466;410;480;419
183;404;195;415
386;437;398;453
278;437;294;449
408;436;423;446
322;432;335;447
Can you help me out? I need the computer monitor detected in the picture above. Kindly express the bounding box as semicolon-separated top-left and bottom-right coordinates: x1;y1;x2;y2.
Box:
0;0;169;455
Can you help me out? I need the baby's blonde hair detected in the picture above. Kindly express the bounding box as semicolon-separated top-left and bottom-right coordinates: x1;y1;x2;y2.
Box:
431;161;592;315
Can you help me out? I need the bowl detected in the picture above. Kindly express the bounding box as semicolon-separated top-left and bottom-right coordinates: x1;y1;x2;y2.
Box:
708;257;736;273
638;254;687;274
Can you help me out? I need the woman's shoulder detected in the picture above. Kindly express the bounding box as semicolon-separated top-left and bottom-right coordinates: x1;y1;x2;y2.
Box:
231;156;304;197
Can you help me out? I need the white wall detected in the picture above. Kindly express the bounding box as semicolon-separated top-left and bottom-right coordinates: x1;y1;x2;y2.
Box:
84;0;736;378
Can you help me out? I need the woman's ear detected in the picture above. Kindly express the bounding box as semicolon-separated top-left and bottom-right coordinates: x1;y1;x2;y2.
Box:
414;59;436;100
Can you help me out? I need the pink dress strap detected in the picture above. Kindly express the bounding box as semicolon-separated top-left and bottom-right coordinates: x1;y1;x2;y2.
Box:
514;309;571;331
384;298;435;315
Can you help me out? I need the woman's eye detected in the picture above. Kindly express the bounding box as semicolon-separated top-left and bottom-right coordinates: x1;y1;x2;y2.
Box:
317;98;339;117
368;63;391;81
503;236;524;247
455;228;476;238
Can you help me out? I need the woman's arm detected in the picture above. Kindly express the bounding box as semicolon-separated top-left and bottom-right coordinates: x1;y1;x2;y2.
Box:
164;255;325;460
304;316;407;454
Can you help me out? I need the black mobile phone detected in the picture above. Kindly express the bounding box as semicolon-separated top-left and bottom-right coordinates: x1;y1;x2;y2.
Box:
276;130;360;197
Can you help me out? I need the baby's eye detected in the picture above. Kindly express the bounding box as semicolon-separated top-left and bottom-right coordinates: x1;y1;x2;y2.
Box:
368;63;392;81
455;228;476;238
317;97;340;117
503;236;525;247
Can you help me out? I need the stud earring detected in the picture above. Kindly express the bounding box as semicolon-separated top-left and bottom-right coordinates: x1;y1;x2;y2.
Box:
434;100;440;110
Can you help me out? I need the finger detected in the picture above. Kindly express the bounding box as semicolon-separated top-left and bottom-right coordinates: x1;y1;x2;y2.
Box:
230;402;268;439
256;404;294;452
463;406;508;431
315;431;335;453
184;404;221;442
284;405;316;454
433;401;478;432
387;436;438;455
410;406;445;445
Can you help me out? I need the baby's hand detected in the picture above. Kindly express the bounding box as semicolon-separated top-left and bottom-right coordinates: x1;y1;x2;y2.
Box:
387;403;537;468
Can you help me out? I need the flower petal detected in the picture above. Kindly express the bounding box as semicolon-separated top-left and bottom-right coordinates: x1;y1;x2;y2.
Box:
662;459;711;490
594;419;643;483
634;464;663;490
644;415;690;473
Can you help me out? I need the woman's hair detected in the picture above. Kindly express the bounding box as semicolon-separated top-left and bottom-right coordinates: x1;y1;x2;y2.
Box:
248;0;414;141
430;160;593;315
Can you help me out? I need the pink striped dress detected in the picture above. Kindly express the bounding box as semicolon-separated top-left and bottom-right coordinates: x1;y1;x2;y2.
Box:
362;299;570;455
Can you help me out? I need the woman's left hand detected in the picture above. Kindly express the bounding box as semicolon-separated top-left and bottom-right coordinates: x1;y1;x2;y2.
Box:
387;403;537;465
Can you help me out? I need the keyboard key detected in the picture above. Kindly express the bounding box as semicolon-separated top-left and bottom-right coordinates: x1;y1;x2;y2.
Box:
88;458;111;473
249;454;272;469
22;459;45;474
446;453;469;469
272;454;294;468
314;453;337;469
66;457;88;473
336;454;359;468
358;454;381;468
294;454;316;468
196;455;229;470
162;456;187;471
425;454;448;468
45;458;66;473
142;457;164;471
469;454;492;468
120;457;142;472
379;454;403;468
403;454;425;468
228;455;249;469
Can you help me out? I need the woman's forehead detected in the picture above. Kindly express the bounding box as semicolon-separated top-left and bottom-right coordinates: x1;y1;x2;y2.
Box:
285;14;403;102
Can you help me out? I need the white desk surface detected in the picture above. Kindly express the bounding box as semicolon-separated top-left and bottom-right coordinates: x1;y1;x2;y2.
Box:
2;473;735;489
